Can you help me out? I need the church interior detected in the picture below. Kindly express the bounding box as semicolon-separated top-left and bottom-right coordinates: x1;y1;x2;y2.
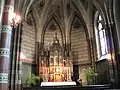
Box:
0;0;120;90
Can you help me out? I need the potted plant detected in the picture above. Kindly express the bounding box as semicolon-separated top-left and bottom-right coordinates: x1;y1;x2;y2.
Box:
26;73;43;87
86;67;97;85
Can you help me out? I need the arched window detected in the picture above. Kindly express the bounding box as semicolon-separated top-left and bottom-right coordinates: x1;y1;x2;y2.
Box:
94;11;108;59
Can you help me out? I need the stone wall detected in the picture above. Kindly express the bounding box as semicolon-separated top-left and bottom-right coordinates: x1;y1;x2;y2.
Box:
71;27;89;65
21;22;36;84
71;26;90;85
96;60;110;84
21;22;36;63
79;65;90;85
22;63;32;83
44;28;62;48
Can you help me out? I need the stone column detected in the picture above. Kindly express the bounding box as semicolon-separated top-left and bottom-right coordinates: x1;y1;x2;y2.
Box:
12;26;19;90
17;24;23;90
36;42;40;75
10;24;22;90
17;60;22;90
0;0;14;90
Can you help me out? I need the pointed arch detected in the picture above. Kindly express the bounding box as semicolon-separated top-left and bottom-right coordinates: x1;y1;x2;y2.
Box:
72;0;89;29
41;15;64;45
38;0;56;42
92;0;107;24
70;12;89;43
70;13;90;65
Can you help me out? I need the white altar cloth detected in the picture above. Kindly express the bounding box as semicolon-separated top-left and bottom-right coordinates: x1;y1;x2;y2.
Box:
41;81;76;86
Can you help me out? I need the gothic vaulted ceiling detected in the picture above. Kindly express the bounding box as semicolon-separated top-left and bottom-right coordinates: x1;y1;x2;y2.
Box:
15;0;110;42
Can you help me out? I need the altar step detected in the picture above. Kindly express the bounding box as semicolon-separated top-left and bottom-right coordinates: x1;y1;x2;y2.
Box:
23;84;111;90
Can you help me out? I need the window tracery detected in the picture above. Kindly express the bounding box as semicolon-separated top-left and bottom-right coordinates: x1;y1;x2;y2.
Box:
94;12;108;59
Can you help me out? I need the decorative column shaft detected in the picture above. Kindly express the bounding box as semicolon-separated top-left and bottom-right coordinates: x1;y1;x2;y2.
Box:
9;27;15;90
17;60;22;90
36;42;40;75
0;0;14;90
10;24;22;90
17;24;23;90
11;26;19;90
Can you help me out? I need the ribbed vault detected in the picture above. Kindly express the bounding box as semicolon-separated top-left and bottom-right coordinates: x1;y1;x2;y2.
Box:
17;0;91;43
